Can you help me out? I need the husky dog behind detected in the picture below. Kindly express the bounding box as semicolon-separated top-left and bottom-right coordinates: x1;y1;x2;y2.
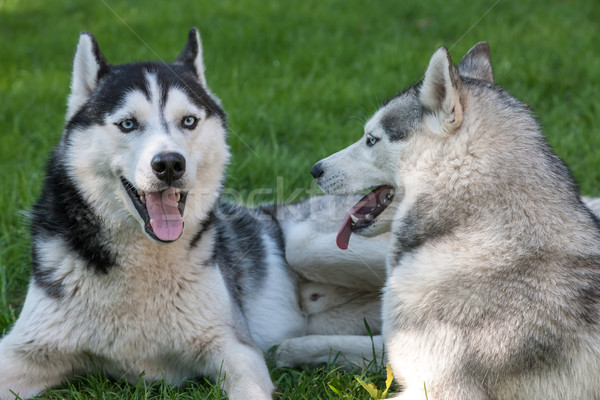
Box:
312;43;600;399
0;29;388;399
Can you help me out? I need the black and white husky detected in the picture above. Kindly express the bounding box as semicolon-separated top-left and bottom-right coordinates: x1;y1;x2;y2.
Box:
0;29;388;399
313;42;600;399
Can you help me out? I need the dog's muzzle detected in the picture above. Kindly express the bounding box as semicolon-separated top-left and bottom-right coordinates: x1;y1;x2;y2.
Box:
121;171;188;243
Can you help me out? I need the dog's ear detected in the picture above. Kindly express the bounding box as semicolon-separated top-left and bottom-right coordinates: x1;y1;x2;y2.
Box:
176;28;207;87
66;32;110;121
458;42;493;83
420;46;463;134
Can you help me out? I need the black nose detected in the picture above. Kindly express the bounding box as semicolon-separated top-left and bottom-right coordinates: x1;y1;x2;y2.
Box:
310;162;324;180
151;152;186;185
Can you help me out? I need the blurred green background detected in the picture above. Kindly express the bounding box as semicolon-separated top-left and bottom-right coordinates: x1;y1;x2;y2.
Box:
1;0;599;398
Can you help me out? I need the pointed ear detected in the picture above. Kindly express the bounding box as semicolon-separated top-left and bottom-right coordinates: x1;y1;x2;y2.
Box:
66;32;110;120
457;42;493;83
175;28;207;87
420;46;463;133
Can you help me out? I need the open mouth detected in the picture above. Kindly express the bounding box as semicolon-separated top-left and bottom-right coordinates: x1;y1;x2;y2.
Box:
120;177;188;242
336;185;395;250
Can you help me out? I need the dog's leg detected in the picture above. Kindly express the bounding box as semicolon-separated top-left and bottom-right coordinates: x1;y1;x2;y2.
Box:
205;338;273;400
276;334;384;370
284;219;389;291
0;334;71;399
385;333;490;400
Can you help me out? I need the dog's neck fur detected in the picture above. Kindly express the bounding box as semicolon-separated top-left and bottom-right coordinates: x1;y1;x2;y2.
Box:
392;83;600;266
32;156;223;279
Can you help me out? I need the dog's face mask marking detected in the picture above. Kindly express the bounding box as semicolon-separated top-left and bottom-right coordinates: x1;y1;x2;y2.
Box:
63;30;228;243
310;87;426;248
311;43;494;249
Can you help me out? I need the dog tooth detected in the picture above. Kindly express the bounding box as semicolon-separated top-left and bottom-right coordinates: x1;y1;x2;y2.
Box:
365;213;374;222
140;194;146;204
150;219;154;228
176;192;181;202
137;189;144;196
350;214;359;224
388;189;395;197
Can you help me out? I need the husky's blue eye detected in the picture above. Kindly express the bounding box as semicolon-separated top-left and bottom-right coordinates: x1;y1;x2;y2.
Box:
182;116;198;129
366;135;378;147
116;118;138;133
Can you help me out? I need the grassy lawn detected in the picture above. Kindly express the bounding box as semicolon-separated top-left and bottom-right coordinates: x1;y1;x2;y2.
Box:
1;0;599;398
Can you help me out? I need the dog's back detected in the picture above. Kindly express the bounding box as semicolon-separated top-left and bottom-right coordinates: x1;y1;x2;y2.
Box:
383;43;600;400
312;42;600;399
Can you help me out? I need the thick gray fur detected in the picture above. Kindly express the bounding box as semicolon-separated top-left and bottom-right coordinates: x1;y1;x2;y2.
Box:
313;42;600;399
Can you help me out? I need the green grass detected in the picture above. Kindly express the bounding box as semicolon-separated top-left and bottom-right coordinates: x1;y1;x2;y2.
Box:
1;0;599;398
28;363;393;400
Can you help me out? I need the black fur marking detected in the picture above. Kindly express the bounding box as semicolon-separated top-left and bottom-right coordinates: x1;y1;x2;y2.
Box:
257;204;286;253
176;28;201;75
189;209;217;249
392;194;458;264
461;332;565;395
160;81;170;112
32;256;64;299
31;148;117;275
65;62;226;137
381;81;422;108
212;202;270;309
462;331;566;386
380;85;423;142
380;103;422;142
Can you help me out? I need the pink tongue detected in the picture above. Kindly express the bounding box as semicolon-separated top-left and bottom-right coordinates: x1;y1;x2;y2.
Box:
336;216;354;250
337;197;370;250
145;188;183;241
336;186;393;250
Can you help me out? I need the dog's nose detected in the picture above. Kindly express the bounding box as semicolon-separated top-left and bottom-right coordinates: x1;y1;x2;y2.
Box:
310;162;324;180
151;152;186;185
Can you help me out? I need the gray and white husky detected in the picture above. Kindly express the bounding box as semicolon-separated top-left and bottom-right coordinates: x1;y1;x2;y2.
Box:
0;29;388;399
312;42;600;399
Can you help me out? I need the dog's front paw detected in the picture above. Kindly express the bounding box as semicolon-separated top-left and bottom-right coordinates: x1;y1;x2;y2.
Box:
274;339;300;368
